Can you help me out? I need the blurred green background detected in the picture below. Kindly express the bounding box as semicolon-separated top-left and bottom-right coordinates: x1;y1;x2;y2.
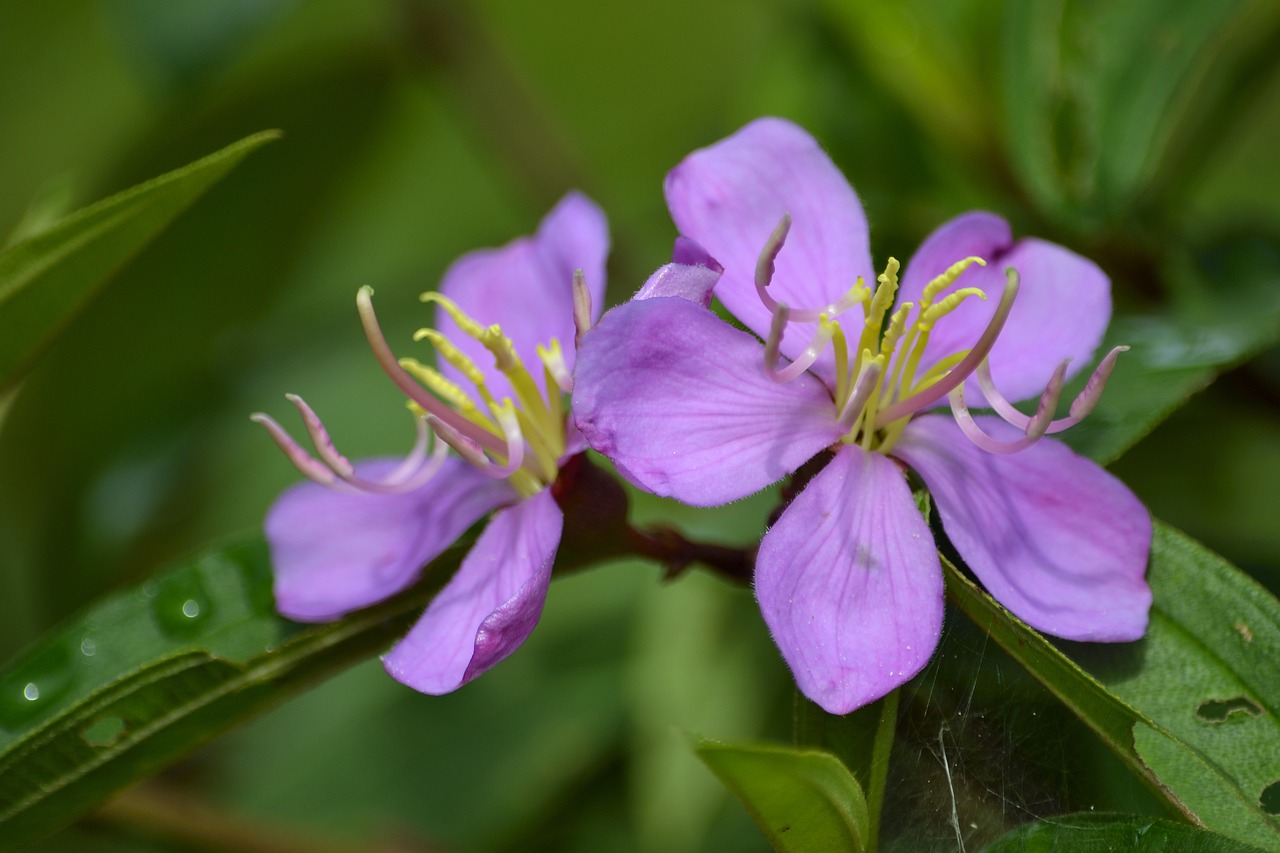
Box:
2;1;1279;850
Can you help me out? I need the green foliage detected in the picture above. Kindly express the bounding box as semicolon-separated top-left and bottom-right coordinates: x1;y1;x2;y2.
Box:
0;536;465;851
0;132;277;395
694;737;870;853
981;812;1268;852
943;522;1280;849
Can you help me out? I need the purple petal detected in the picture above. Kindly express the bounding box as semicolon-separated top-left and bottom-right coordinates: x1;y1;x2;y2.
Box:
898;211;1111;402
573;296;841;506
895;415;1151;641
266;458;515;621
382;487;563;693
755;446;944;714
665;117;874;385
634;260;722;309
437;192;609;398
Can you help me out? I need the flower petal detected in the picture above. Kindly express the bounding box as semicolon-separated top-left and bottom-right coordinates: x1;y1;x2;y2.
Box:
382;487;563;693
266;458;515;621
634;258;722;306
437;192;609;398
894;415;1152;641
755;446;944;714
665;117;873;384
573;296;841;506
898;211;1111;402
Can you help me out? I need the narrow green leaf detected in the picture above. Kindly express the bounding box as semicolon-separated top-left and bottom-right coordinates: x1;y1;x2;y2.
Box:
0;130;279;393
942;520;1280;848
1001;0;1280;224
981;812;1268;852
694;737;870;853
0;534;466;851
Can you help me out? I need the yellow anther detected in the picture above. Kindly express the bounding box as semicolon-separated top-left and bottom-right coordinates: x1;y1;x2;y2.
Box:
399;358;478;412
859;258;901;357
416;329;487;387
480;324;521;373
880;302;914;361
921;256;987;306
920;287;987;330
421;292;488;340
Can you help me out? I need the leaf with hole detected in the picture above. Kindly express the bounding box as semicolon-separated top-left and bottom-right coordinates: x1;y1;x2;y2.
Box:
943;519;1280;849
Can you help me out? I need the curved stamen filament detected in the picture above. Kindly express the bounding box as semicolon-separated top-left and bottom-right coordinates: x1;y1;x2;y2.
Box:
250;412;338;486
286;393;354;478
754;213;868;323
976;346;1128;435
838;354;883;433
572;269;592;348
874;268;1020;429
251;405;450;494
357;287;505;454
948;362;1061;454
765;311;837;383
429;398;527;481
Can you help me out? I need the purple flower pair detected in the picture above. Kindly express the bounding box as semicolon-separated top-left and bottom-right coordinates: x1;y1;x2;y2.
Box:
258;117;1151;714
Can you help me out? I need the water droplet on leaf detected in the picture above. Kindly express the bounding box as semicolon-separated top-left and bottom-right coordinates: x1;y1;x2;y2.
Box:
0;641;75;729
150;571;214;637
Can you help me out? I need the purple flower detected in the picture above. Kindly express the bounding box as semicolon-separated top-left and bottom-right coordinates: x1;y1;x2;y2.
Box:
253;192;609;694
573;118;1151;714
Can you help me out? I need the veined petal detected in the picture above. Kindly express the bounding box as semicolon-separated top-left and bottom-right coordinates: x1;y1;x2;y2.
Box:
665;117;874;385
382;487;563;693
899;212;1110;402
266;458;515;621
756;446;944;715
573;296;841;506
895;415;1151;641
437;192;609;396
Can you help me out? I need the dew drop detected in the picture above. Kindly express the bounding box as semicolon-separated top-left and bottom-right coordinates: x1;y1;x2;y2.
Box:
0;641;75;730
80;638;97;657
150;570;214;637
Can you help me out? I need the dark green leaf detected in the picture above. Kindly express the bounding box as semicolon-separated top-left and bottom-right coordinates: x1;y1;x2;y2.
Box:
0;534;465;851
1001;1;1280;226
0;131;278;394
981;812;1268;852
1075;523;1280;847
942;520;1280;848
693;736;869;853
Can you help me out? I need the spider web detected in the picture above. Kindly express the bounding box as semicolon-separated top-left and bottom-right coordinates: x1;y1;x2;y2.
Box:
877;605;1110;852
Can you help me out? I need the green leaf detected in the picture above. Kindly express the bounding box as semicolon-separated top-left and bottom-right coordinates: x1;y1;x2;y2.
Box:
941;520;1280;849
1075;523;1280;847
0;130;278;394
793;691;897;853
981;812;1268;852
1001;0;1280;226
693;736;870;853
0;534;465;851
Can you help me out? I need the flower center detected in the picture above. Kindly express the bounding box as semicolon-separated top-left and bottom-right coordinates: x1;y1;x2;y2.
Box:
394;291;573;498
754;215;1123;457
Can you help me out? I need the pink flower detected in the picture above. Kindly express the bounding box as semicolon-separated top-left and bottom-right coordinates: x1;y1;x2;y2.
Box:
254;193;608;693
573;119;1151;714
